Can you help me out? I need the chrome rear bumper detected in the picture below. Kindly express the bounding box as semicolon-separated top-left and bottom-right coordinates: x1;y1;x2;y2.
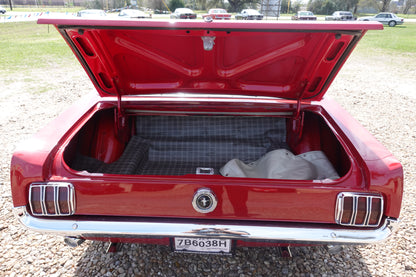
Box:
14;206;398;244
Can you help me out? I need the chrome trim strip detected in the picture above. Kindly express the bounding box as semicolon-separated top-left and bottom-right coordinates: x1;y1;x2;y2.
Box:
364;197;371;226
377;196;384;226
351;195;358;225
14;207;397;244
125;109;293;116
335;196;343;223
54;186;60;215
41;185;47;215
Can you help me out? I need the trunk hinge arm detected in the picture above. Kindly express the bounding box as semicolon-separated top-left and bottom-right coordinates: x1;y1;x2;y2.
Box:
292;80;308;141
113;77;128;143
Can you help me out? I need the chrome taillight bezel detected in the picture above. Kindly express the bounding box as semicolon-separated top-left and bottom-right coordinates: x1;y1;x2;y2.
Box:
29;182;75;216
335;192;384;227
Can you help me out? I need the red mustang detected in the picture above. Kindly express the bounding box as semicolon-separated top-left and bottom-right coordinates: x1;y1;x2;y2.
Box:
202;8;232;20
11;19;402;255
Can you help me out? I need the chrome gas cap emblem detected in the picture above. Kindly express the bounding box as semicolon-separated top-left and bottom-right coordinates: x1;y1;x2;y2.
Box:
192;188;217;213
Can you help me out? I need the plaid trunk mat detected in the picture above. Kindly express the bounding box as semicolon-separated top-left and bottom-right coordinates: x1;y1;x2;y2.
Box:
70;115;288;176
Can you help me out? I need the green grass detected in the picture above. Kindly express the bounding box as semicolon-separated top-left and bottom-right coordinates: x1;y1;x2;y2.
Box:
357;22;416;54
0;21;75;73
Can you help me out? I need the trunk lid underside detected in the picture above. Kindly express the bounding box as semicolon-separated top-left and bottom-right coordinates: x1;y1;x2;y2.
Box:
38;19;382;101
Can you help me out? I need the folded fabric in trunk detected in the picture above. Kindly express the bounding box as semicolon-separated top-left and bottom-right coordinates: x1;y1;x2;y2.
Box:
220;150;340;180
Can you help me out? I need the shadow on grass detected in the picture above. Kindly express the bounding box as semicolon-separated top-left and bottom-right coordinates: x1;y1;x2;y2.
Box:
74;241;371;276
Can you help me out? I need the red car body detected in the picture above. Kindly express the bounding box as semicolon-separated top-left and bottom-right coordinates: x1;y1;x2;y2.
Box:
11;19;402;254
202;8;232;20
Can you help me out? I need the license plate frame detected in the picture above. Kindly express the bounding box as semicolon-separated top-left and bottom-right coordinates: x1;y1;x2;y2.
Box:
172;237;233;255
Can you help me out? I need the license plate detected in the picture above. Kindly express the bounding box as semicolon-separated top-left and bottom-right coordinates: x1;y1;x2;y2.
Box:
173;237;232;254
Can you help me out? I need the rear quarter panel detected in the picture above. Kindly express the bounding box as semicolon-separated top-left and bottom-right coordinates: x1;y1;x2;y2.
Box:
10;93;101;207
319;96;403;218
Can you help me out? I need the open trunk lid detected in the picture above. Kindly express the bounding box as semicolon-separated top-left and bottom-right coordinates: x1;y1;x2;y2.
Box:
38;19;382;101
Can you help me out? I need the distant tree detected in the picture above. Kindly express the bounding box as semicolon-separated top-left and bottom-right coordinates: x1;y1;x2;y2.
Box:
308;0;359;14
86;0;103;9
196;0;207;10
281;0;302;13
189;0;262;12
170;0;185;10
373;0;391;12
227;0;259;12
307;0;335;14
403;0;414;14
146;0;167;11
205;0;227;9
281;0;288;13
357;0;378;12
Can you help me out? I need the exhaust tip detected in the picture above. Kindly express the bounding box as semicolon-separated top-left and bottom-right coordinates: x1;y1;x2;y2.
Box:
326;244;343;254
64;237;85;248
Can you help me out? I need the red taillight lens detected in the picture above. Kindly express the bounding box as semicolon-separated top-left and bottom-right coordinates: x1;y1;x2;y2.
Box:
336;192;383;227
354;197;368;225
340;196;353;224
44;186;56;214
29;183;75;216
369;197;383;225
29;186;43;214
58;186;70;214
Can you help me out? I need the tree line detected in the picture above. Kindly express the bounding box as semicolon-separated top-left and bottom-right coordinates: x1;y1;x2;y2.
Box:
11;0;412;14
152;0;416;14
306;0;415;15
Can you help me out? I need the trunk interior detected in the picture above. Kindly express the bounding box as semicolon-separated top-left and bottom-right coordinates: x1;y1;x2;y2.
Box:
64;107;351;180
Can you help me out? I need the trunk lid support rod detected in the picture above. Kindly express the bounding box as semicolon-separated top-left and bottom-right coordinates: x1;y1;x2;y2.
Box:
292;80;308;142
113;76;129;143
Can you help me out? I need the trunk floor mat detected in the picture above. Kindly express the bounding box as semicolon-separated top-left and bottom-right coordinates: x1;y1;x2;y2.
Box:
70;116;288;176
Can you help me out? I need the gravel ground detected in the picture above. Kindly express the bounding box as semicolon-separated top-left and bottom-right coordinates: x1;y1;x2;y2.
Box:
1;47;415;276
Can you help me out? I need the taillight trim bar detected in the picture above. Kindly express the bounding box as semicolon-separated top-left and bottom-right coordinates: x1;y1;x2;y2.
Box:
335;192;383;227
29;182;75;216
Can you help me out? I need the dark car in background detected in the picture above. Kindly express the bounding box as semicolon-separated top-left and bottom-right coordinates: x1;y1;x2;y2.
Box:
235;9;264;20
291;11;317;20
0;5;6;14
170;8;197;19
325;11;355;21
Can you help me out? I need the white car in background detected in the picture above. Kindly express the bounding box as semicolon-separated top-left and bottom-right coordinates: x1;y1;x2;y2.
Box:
359;12;404;27
118;9;150;18
0;5;7;14
325;11;355;21
77;9;106;18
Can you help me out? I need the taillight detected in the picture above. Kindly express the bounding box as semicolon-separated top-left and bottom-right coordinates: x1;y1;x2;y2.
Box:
29;182;75;216
335;192;383;227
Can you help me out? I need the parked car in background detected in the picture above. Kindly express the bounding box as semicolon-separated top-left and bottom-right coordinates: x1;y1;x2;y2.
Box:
0;5;7;14
325;11;355;21
13;18;402;255
291;11;317;20
202;8;232;20
77;9;106;17
118;9;150;18
358;12;404;27
155;9;170;14
170;8;197;19
235;9;264;20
